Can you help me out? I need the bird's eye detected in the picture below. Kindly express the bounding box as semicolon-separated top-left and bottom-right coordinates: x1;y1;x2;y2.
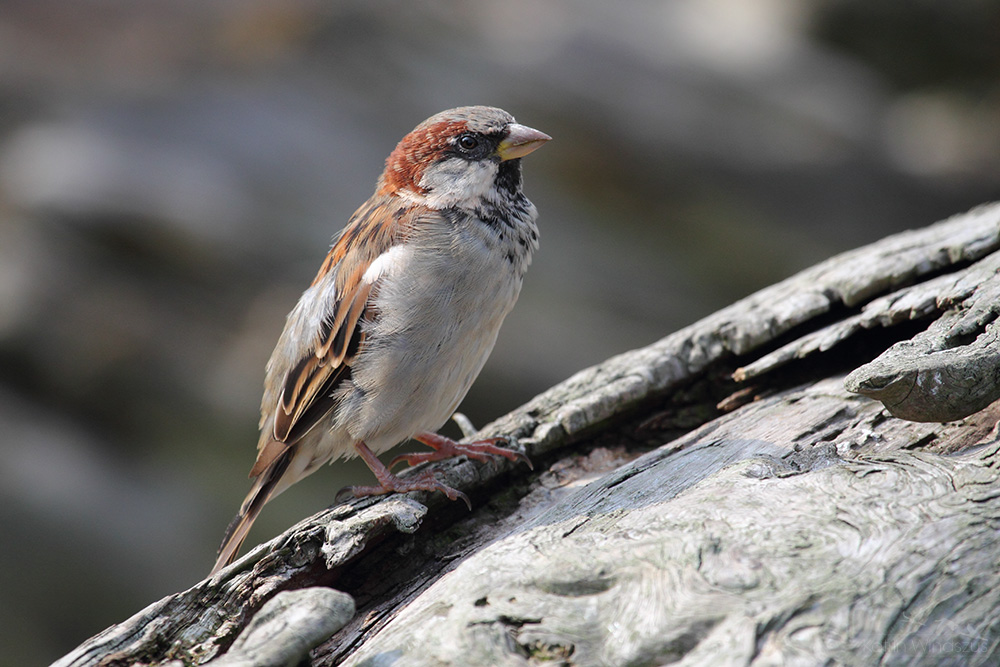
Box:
457;134;479;151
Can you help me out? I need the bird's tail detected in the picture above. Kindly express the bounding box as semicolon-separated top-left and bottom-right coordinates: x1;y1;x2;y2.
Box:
210;446;293;576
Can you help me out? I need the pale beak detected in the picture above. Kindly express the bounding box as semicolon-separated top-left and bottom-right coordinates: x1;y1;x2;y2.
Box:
497;123;552;161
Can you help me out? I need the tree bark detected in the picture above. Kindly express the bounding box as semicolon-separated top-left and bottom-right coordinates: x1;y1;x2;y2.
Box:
54;203;1000;667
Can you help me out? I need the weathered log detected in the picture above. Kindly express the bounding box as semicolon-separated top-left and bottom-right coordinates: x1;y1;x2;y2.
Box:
339;381;1000;666
843;250;1000;421
53;202;1000;667
189;589;354;667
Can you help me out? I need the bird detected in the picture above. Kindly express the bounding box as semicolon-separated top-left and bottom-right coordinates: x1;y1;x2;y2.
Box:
211;106;550;574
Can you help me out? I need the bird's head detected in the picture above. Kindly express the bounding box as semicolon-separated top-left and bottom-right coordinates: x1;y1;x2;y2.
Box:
378;106;550;210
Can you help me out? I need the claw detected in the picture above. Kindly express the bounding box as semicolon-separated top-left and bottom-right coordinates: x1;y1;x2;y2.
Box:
346;434;529;509
341;469;471;510
389;432;532;470
346;441;473;509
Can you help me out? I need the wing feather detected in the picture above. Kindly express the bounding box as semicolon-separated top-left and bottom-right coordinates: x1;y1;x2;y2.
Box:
249;197;418;478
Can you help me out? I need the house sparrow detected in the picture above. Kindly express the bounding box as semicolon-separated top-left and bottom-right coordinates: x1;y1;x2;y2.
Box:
211;106;550;574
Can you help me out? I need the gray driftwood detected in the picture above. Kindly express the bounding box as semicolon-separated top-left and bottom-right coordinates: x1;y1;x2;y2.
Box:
54;202;1000;667
189;589;354;667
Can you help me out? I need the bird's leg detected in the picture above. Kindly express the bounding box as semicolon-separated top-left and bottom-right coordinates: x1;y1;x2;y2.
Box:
389;431;532;470
342;441;471;509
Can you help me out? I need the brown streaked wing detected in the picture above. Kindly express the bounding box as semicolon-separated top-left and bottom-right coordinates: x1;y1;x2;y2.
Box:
272;280;372;442
249;197;415;478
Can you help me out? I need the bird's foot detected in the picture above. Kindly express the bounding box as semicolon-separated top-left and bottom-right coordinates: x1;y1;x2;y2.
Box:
341;440;472;508
389;431;532;470
340;468;471;509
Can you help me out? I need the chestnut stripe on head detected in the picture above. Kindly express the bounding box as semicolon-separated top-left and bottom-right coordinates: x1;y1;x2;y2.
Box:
379;119;470;196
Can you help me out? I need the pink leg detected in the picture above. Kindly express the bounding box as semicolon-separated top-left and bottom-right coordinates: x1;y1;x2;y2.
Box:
342;441;472;509
389;431;532;470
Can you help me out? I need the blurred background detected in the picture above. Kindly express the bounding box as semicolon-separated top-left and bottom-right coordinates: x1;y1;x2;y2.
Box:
1;1;998;663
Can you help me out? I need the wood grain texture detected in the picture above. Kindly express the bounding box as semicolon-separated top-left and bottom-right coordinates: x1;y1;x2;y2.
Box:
54;202;1000;667
340;380;1000;666
197;589;353;667
844;250;1000;421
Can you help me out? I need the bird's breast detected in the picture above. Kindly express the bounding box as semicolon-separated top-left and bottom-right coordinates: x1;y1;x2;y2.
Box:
337;211;533;452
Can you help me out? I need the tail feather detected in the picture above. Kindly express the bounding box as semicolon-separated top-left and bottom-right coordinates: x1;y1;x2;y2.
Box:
210;448;293;575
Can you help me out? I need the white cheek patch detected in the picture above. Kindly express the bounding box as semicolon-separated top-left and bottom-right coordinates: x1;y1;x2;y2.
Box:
362;244;413;285
418;158;497;209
